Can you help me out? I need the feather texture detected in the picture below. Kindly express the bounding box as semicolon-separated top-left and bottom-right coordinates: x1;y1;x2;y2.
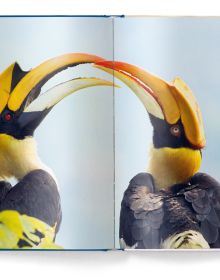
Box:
120;172;220;249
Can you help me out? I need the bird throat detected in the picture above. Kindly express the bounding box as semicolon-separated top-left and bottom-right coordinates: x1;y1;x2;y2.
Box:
0;134;51;181
148;146;202;189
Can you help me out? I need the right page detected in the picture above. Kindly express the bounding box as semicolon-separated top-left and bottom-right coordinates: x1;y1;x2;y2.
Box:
113;16;220;249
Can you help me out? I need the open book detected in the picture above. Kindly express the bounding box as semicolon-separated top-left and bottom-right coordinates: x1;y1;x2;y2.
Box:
0;16;219;250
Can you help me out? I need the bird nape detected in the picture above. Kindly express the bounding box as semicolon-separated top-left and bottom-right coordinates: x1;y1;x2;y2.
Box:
95;60;220;249
0;53;114;249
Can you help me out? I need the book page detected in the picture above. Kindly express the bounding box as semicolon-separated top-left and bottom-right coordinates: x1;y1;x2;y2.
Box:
114;16;220;249
0;16;114;250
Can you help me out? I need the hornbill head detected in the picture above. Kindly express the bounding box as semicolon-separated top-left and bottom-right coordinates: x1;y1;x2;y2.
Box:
0;53;113;179
94;61;206;188
0;53;113;139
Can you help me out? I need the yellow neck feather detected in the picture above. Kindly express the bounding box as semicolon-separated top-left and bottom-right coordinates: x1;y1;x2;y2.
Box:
148;146;202;189
0;134;52;180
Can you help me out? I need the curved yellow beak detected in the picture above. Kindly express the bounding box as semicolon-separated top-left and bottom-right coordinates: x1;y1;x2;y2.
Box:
94;61;205;149
0;53;106;114
0;53;116;135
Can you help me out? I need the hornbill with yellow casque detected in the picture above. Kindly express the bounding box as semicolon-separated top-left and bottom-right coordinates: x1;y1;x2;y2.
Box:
95;60;220;249
0;53;113;248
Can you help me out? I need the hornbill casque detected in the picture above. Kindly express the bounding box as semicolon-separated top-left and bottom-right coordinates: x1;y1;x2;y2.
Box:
1;53;220;250
0;53;113;249
95;60;220;249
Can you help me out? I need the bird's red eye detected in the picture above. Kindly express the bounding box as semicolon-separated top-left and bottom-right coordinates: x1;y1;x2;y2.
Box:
170;125;181;137
4;113;12;122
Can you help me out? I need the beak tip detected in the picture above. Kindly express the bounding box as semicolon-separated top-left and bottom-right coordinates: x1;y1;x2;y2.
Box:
194;139;206;150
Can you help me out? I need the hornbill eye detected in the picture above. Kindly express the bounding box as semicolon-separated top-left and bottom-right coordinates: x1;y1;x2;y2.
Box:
170;125;181;137
2;112;13;122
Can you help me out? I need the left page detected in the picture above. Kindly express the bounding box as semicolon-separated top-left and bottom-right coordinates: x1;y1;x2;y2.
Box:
0;16;114;250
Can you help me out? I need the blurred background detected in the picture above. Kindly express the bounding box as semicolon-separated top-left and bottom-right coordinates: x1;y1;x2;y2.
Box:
0;17;114;249
1;17;220;250
114;17;220;248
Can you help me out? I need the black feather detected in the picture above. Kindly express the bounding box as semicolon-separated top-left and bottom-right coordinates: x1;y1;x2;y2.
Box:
120;172;220;248
120;172;163;248
0;169;62;232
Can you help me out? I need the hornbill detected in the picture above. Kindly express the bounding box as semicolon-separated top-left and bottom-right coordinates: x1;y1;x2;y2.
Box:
0;53;113;248
95;61;220;249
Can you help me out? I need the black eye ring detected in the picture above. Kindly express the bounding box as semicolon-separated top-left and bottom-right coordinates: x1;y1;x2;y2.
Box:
170;125;181;137
2;111;14;122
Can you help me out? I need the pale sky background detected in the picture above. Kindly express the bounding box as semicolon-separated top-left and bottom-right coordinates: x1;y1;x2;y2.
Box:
0;17;114;249
114;17;220;248
0;17;220;250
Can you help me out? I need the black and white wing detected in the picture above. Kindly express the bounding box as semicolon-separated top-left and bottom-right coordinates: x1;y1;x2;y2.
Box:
0;169;61;230
0;169;61;248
